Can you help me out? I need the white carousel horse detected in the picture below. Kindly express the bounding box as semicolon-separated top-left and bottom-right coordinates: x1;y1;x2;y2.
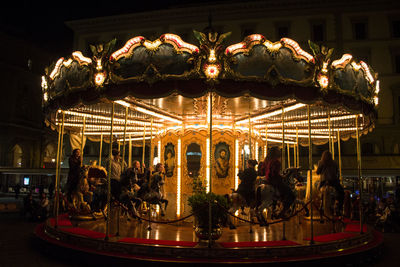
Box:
255;167;309;226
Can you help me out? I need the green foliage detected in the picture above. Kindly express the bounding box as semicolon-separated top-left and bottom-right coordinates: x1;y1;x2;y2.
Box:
308;40;320;56
188;191;228;228
192;176;206;194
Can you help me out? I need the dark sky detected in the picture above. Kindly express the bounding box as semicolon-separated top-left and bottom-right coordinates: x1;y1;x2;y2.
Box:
1;0;230;54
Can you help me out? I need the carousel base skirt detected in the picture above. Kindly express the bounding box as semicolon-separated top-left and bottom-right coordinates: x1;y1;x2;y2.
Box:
35;214;383;264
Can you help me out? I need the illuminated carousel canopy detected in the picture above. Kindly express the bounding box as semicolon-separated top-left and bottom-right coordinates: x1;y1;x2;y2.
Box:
41;30;379;145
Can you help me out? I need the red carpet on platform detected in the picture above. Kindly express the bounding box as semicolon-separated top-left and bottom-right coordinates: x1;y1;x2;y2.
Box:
343;218;360;224
49;214;72;227
345;224;367;232
304;232;356;242
118;237;197;247
219;240;300;248
61;227;106;239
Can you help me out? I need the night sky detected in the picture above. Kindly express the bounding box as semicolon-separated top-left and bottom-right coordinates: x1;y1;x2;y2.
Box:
1;0;231;55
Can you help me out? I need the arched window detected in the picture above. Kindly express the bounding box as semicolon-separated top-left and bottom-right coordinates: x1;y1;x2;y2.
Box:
361;142;374;155
43;143;56;163
12;144;23;168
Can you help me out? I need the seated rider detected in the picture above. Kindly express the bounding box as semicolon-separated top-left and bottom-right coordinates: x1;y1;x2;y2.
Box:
317;150;344;216
237;159;258;206
264;146;295;217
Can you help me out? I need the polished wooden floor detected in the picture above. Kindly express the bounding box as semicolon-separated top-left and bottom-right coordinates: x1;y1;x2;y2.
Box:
72;209;344;244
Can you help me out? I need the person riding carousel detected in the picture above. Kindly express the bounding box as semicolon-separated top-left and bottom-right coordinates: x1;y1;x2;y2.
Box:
263;146;295;217
317;150;344;216
237;159;258;207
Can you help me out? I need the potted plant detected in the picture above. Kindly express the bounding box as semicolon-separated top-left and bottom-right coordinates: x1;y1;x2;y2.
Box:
188;183;228;241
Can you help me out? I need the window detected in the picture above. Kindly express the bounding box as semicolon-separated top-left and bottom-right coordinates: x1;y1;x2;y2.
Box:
241;24;255;39
348;47;371;63
310;20;326;42
312;24;324;42
395;54;400;73
362;143;374;155
277;26;289;39
353;21;368;40
392;20;400;38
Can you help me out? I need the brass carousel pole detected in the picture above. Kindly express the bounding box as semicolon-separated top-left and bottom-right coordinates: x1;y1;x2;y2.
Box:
249;110;252;160
99;133;103;166
128;134;132;168
150;118;154;169
265;126;268;160
308;105;314;244
121;107;128;168
281;106;286;240
355;115;364;234
293;144;296;168
337;130;342;183
105;103;115;241
287;143;291;168
55;111;65;229
328;108;332;153
208;91;213;248
142;125;146;167
296;127;300;168
117;106;128;237
53;123;61;218
281;106;286;170
332;133;335;160
80;117;86;166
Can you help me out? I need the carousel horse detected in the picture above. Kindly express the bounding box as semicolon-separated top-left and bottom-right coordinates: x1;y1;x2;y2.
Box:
255;167;309;226
69;167;94;218
119;168;143;220
319;185;338;219
136;172;168;216
225;191;257;229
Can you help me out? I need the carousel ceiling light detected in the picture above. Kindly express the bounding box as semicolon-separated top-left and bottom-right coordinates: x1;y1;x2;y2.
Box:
236;103;306;124
117;136;151;141
163;34;199;53
72;51;92;65
41;76;48;90
351;62;362;71
115;100;131;108
318;74;329;89
281;38;314;63
263;40;282;52
360;61;374;83
204;64;220;79
208;49;217;63
375;80;380;94
49;57;64;80
134;107;182;124
331;54;352;69
374;96;379;105
110;36;145;61
143;39;162;50
94;72;106;86
261;138;296;144
60;110;162;127
63;58;73;68
257;114;362;128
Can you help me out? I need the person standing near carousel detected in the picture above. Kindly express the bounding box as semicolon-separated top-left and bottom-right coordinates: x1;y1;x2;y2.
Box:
263;146;295;217
316;150;345;216
106;149;127;199
66;148;82;198
237;159;258;207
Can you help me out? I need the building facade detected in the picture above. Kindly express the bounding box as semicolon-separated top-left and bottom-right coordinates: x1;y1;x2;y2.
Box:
65;0;400;193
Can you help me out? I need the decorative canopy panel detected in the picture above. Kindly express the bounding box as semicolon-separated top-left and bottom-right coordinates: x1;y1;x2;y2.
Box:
42;30;379;145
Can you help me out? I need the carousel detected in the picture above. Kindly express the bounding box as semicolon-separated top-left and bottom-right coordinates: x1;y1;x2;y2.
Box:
35;28;383;263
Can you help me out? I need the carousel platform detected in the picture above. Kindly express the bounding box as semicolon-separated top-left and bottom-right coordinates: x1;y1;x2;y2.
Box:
34;212;383;264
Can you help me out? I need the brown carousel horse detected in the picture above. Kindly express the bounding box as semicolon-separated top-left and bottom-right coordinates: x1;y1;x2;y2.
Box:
67;163;108;220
